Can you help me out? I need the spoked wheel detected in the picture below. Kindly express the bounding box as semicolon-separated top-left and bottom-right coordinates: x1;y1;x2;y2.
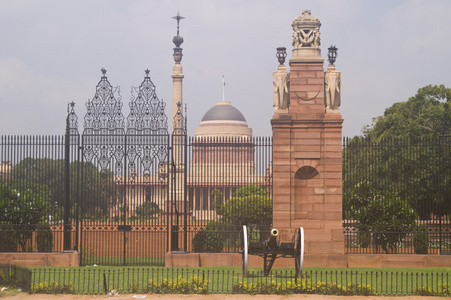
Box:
295;227;304;278
242;225;248;276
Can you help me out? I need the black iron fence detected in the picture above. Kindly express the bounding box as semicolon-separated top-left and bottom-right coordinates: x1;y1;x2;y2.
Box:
343;136;451;254
179;136;273;254
3;134;451;261
0;136;77;253
0;265;32;292
4;266;446;296
0;134;273;264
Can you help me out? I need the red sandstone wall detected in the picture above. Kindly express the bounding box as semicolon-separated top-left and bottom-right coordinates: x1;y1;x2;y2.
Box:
272;61;344;255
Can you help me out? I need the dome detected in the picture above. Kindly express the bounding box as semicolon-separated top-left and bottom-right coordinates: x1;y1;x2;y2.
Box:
201;102;246;122
195;101;252;138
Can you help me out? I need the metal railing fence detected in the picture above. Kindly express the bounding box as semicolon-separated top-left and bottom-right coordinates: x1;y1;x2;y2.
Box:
20;266;451;296
0;265;32;292
343;136;451;254
180;136;273;254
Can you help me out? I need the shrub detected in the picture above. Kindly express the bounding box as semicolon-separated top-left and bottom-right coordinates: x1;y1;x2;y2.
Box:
232;279;375;296
192;229;223;253
413;224;429;254
413;284;450;297
0;269;6;284
135;201;160;218
147;276;208;294
347;181;416;253
357;231;371;248
0;225;18;252
36;224;53;252
219;185;272;226
129;283;140;293
31;281;74;294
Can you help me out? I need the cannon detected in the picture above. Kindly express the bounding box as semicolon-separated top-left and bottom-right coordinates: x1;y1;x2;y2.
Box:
241;226;304;277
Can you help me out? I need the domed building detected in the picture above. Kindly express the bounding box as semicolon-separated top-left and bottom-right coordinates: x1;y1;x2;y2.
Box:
187;101;262;220
195;101;252;137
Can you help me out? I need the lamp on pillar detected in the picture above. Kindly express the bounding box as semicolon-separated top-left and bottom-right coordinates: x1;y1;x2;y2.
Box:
276;47;287;65
327;45;338;65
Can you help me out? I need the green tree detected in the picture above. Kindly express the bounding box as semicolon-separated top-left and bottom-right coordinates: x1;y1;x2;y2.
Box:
344;85;451;219
347;181;416;253
219;185;272;226
192;185;272;253
0;184;50;252
211;189;223;214
10;158;117;217
135;201;161;218
363;85;451;139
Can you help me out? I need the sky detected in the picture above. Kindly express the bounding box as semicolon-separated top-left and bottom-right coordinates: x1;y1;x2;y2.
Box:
1;0;451;138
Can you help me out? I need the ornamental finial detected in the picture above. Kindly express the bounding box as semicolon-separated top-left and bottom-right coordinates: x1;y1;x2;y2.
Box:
172;11;185;47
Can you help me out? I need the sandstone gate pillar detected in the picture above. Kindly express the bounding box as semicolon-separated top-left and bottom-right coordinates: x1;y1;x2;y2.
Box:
271;10;344;257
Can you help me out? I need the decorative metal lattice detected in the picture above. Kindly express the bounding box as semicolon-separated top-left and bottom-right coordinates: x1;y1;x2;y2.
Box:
172;101;186;134
83;68;125;134
127;69;168;135
67;102;79;135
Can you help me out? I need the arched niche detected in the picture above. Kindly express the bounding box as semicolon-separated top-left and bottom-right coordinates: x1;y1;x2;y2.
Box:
295;166;319;180
294;166;320;219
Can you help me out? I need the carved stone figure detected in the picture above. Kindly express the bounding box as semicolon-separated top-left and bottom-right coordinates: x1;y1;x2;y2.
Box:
312;28;320;48
325;66;341;112
273;66;290;112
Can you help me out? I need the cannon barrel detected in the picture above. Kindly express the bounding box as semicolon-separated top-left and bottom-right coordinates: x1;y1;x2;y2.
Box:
267;228;279;247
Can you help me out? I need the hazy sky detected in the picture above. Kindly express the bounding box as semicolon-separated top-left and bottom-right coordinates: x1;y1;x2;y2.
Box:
1;0;450;138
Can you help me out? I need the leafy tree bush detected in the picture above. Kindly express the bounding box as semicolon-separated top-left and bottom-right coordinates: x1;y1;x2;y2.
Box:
413;224;429;254
211;189;223;214
357;231;371;248
0;184;49;251
11;158;117;216
192;227;223;253
0;225;18;252
346;181;416;253
135;201;161;218
345;85;451;219
192;185;272;253
36;224;53;252
219;185;272;226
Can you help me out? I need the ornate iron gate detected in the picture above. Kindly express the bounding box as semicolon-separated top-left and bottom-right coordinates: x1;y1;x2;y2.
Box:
74;69;172;265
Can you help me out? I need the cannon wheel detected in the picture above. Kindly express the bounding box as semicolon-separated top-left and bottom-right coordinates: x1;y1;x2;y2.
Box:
242;225;248;276
295;227;304;277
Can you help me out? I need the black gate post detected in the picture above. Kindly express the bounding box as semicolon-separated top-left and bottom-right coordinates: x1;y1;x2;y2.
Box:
438;135;442;254
171;153;179;252
64;103;72;251
183;131;188;252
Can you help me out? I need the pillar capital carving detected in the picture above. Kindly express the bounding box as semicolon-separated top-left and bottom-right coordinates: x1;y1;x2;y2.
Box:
291;10;323;63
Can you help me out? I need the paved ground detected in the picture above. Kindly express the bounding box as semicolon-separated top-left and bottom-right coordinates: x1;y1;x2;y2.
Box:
0;292;443;300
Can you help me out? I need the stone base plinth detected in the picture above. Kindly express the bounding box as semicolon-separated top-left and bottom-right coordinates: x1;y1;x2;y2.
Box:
0;251;79;267
166;252;451;268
